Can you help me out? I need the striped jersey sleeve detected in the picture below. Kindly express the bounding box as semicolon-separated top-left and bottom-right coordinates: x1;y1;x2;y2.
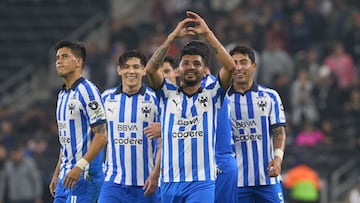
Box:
228;84;286;187
158;79;225;183
56;77;106;180
102;86;159;186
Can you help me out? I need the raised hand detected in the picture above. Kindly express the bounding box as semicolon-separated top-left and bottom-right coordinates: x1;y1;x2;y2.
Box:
185;11;212;37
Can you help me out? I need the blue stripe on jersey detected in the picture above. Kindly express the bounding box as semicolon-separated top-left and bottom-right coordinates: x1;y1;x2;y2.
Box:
62;92;71;120
81;113;87;155
235;94;242;120
69;120;77;166
252;140;260;185
168;114;174;182
109;121;117;183
83;80;95;100
246;93;254;119
269;93;281;124
179;138;185;181
203;112;210;180
191;137;198;181
181;95;187;118
120;133;126;185
143;122;149;183
119;95;126;122
261;116;270;185
132;95;138;122
131;134;137;185
241;142;248;186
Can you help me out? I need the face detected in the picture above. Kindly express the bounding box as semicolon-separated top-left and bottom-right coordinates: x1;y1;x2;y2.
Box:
232;53;256;85
118;57;145;89
179;55;206;87
159;62;177;84
56;47;82;78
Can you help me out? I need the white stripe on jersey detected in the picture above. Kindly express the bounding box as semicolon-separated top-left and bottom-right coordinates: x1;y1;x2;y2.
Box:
228;83;286;187
102;86;159;186
158;79;224;183
56;77;106;179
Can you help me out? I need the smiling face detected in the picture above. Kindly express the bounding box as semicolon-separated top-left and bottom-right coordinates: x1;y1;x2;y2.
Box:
55;47;82;79
178;55;206;87
232;53;256;87
118;57;145;90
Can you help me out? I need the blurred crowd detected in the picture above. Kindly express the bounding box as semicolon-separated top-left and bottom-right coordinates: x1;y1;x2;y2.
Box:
0;0;360;202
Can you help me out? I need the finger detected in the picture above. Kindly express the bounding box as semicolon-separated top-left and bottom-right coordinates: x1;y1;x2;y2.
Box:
186;11;198;19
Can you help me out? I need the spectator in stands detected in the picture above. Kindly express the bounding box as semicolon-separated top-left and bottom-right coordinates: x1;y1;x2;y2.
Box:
3;141;43;203
313;66;344;120
290;69;318;129
348;176;360;203
259;39;294;87
0;143;6;203
323;41;358;91
295;121;329;147
283;161;322;203
287;10;311;56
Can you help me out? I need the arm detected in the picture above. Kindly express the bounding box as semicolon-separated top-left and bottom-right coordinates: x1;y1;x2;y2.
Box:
146;17;195;89
144;123;161;139
143;139;162;196
267;126;286;177
49;152;62;197
186;11;235;89
62;123;108;189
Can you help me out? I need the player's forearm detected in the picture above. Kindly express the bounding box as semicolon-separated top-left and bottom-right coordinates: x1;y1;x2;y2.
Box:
53;152;62;177
203;31;235;87
80;123;108;166
146;35;174;89
152;139;162;179
272;126;286;161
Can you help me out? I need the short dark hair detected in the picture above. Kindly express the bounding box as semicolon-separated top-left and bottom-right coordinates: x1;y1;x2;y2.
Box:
55;40;86;62
180;40;209;66
163;56;176;69
118;50;147;67
229;45;255;64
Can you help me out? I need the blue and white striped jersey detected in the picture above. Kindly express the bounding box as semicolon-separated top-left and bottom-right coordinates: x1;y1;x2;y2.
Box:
228;83;286;187
157;79;225;183
102;85;159;186
56;77;106;180
202;74;235;159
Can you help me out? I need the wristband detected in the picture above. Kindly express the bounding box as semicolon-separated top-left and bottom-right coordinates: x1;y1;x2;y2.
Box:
274;149;284;160
75;158;89;170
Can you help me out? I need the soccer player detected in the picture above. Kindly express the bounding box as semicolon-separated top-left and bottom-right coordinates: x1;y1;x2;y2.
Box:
159;56;178;85
98;50;161;203
49;40;108;203
228;45;287;203
145;11;235;202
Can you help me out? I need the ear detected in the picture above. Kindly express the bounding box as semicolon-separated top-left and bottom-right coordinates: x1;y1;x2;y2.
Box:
76;57;83;69
117;65;122;76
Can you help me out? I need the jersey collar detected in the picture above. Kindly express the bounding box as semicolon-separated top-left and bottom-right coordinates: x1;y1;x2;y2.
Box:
61;77;85;91
115;85;146;96
228;82;258;95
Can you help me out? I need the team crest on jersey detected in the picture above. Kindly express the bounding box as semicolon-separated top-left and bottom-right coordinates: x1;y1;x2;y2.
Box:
198;96;208;107
141;106;151;118
88;101;99;110
257;100;267;111
68;103;76;114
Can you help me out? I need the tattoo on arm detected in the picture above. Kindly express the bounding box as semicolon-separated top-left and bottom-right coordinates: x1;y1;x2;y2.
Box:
92;123;107;134
149;47;169;68
272;126;285;137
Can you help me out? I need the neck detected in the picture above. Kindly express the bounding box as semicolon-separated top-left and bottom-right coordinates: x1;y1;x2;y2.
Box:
181;83;201;95
63;73;82;90
122;84;142;95
233;80;253;93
